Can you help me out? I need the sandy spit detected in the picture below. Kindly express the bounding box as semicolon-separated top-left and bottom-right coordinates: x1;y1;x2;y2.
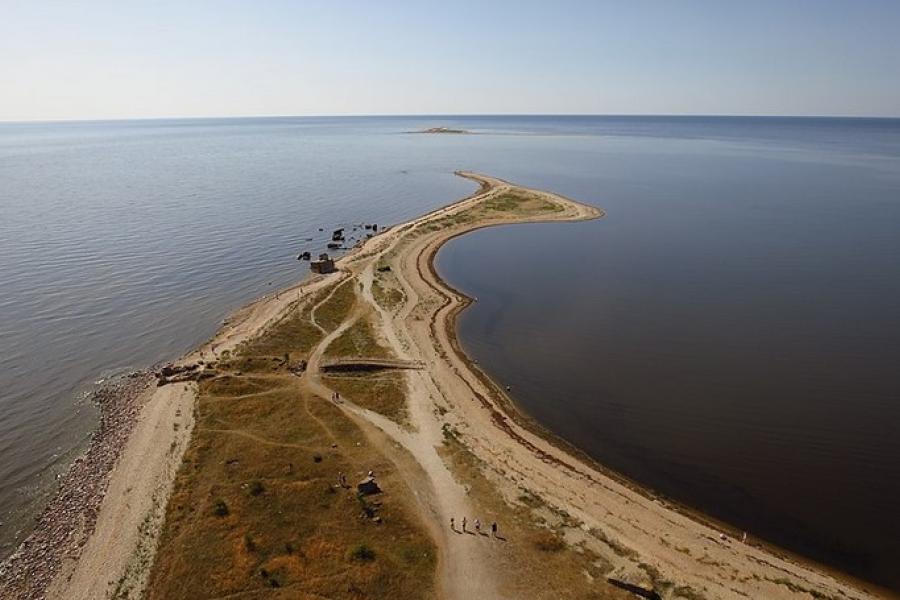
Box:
3;171;890;600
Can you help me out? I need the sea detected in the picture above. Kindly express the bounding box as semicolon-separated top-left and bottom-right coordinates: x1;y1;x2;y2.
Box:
1;115;898;590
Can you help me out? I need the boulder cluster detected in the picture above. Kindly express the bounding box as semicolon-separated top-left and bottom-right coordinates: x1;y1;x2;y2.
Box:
155;362;215;386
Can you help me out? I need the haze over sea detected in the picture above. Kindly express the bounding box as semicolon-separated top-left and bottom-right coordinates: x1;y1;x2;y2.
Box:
1;116;899;590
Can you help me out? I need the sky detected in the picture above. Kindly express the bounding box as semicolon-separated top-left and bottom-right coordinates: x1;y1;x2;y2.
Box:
1;0;899;121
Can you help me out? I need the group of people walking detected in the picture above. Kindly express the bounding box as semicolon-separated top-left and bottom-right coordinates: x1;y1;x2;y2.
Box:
450;516;500;538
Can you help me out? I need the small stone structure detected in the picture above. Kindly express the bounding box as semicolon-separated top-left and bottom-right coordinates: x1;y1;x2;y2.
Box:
357;476;382;496
310;253;335;274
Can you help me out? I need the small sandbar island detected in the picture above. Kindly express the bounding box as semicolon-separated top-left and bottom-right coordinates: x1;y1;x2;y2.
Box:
2;173;882;599
415;126;470;134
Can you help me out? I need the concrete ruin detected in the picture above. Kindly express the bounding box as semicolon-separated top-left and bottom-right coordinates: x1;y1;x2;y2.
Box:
310;253;335;274
357;476;382;496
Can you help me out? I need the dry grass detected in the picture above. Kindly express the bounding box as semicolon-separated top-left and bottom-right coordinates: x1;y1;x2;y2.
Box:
223;296;324;375
146;277;434;598
425;190;562;234
239;303;323;363
325;317;390;360
372;277;404;312
145;374;436;600
314;279;357;332
325;371;408;426
481;190;561;215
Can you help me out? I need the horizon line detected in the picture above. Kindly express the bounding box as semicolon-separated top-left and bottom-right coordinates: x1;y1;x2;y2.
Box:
3;112;900;126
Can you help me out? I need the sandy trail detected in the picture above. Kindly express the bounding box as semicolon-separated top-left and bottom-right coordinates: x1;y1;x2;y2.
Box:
301;263;505;599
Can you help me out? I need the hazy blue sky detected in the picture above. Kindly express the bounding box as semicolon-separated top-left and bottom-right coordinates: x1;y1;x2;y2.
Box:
1;0;899;120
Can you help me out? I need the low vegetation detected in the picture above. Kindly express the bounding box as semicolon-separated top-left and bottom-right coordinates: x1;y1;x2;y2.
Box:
325;371;409;425
372;276;404;312
482;190;561;215
419;190;563;236
145;278;435;599
145;373;435;599
325;317;390;360
314;279;357;332
238;301;323;364
531;530;566;552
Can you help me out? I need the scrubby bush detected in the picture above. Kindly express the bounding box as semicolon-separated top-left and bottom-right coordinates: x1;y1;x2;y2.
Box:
349;544;376;562
533;530;565;552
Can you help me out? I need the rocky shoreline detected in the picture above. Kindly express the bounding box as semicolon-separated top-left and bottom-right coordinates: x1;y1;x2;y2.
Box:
0;371;154;600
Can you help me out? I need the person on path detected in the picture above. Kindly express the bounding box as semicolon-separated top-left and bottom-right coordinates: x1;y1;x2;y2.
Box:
450;517;455;531
491;521;498;537
474;518;481;534
461;517;467;533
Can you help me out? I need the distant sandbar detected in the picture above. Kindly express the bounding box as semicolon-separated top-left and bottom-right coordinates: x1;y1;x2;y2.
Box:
414;126;470;134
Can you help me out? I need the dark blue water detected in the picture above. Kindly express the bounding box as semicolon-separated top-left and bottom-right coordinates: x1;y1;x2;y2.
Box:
2;116;899;589
434;117;900;591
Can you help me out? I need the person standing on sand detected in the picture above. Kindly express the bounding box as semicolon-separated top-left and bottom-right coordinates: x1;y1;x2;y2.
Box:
491;521;498;537
474;518;481;534
461;516;467;532
450;517;455;531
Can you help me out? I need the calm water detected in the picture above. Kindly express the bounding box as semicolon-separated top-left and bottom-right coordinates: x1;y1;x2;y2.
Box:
2;116;899;590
